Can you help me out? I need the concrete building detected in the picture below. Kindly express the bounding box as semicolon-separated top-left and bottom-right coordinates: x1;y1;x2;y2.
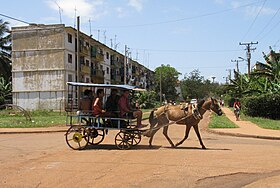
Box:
12;24;154;110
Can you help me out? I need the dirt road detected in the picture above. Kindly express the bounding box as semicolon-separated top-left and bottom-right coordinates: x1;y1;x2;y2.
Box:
1;112;280;187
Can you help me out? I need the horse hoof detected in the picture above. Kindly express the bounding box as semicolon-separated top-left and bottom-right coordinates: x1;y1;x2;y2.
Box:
202;146;207;149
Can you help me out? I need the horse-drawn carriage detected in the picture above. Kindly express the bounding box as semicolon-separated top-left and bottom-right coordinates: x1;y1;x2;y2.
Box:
64;81;223;150
64;82;146;150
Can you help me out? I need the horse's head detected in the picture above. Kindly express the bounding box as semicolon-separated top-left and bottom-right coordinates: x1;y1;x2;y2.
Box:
210;97;223;116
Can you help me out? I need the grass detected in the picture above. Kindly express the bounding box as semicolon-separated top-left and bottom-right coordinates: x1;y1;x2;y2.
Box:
0;110;66;128
209;113;238;128
241;114;280;130
0;109;153;128
226;107;280;130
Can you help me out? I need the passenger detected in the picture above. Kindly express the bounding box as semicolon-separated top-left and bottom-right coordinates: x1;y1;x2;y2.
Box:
118;90;146;128
78;89;93;114
105;88;120;117
92;89;112;117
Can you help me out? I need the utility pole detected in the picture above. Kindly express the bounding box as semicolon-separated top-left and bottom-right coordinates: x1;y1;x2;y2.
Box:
239;42;258;78
124;45;127;84
160;70;162;104
76;16;80;103
226;69;232;81
231;59;243;73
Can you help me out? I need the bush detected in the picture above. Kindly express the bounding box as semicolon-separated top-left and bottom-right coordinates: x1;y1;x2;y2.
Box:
242;94;280;120
0;96;4;105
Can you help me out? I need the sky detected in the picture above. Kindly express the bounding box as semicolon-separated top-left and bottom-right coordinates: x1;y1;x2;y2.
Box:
1;0;280;83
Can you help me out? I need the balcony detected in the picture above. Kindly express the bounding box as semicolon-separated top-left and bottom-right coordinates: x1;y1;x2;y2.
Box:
92;69;104;78
91;69;104;84
96;53;104;62
81;65;90;74
80;46;89;55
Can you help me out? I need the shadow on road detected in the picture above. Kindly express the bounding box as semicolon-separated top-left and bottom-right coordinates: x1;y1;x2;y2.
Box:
84;144;161;150
162;146;232;151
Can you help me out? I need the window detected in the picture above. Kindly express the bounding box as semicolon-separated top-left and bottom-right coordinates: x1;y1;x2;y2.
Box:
85;60;89;66
68;74;73;82
68;33;72;43
106;52;109;59
86;78;90;83
68;54;72;63
107;67;109;74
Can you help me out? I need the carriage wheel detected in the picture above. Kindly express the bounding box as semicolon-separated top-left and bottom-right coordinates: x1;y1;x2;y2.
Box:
85;128;105;145
65;126;89;150
115;131;132;150
130;131;141;146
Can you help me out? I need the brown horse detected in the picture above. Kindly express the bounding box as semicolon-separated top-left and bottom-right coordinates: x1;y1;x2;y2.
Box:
144;98;223;149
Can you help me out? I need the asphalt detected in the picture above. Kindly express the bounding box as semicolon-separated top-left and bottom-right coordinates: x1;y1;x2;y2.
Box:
0;107;280;140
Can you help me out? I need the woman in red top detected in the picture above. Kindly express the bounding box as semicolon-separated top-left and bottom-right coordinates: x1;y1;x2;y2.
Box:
92;89;111;117
233;99;241;121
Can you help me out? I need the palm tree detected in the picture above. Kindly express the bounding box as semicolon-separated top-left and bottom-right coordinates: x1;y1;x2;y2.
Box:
0;19;11;82
251;47;280;93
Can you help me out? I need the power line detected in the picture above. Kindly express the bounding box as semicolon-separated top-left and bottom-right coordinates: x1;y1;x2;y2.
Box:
241;0;267;41
130;48;243;53
0;13;30;25
254;7;280;40
93;0;265;29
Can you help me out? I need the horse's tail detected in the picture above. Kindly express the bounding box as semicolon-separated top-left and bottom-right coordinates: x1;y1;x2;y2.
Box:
143;109;158;137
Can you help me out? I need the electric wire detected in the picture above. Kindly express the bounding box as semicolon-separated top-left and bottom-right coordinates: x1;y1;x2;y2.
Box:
93;0;265;29
0;13;30;25
241;0;267;41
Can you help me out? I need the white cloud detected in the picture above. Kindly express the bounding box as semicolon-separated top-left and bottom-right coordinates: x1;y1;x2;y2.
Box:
230;1;277;17
214;0;225;5
128;0;143;12
245;6;276;17
45;0;106;22
116;7;126;18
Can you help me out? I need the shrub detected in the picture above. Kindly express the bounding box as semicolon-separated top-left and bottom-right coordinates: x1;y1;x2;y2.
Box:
242;94;280;120
0;96;4;105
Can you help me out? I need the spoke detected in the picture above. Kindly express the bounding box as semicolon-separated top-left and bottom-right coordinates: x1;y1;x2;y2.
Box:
67;138;74;142
78;141;81;148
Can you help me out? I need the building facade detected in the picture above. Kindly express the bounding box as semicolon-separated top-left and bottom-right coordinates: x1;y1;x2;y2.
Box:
12;24;154;110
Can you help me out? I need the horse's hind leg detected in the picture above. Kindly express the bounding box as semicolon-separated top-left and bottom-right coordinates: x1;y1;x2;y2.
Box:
162;126;175;147
175;124;192;147
193;124;206;149
148;127;161;147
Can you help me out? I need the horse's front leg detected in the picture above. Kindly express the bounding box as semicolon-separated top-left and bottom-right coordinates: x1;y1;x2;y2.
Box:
193;124;206;149
175;124;192;147
148;126;161;147
162;126;175;147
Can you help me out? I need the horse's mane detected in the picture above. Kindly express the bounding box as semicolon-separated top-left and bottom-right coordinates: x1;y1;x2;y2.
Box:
197;99;205;109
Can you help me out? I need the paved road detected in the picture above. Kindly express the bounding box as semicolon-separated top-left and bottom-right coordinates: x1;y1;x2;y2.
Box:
1;112;280;188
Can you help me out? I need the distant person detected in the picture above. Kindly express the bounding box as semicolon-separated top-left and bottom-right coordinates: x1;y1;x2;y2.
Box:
118;90;146;128
233;99;241;121
105;89;120;117
92;89;112;117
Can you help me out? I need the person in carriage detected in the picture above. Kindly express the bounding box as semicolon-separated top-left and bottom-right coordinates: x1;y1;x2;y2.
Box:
118;90;146;129
105;88;120;117
92;89;113;117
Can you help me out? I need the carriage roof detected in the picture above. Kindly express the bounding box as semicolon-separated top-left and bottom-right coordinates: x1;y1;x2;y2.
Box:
66;82;145;91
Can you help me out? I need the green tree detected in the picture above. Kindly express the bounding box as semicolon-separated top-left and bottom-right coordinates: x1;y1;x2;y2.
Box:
0;77;12;104
181;69;226;100
250;47;280;94
0;19;11;82
154;64;181;101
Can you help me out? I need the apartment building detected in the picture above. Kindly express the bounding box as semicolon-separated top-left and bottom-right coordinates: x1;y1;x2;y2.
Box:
12;24;154;110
